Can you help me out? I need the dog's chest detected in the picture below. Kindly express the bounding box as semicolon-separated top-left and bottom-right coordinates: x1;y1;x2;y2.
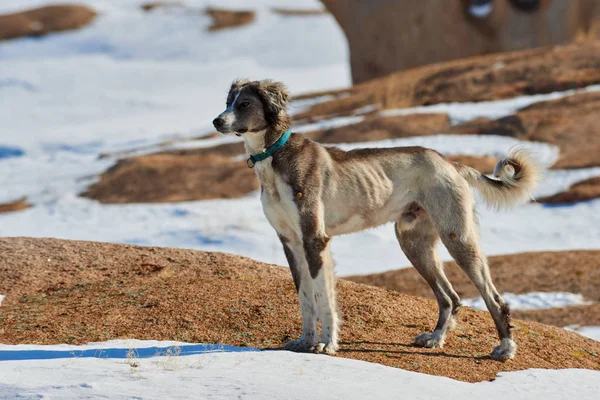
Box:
255;161;301;241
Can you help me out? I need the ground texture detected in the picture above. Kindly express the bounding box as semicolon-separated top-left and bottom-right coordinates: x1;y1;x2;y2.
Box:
1;238;599;382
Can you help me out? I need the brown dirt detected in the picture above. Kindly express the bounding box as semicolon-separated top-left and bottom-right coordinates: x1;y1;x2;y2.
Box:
206;8;255;31
0;198;30;214
347;251;600;302
347;251;600;327
294;42;600;121
82;143;255;204
537;176;600;204
1;238;599;382
0;4;96;41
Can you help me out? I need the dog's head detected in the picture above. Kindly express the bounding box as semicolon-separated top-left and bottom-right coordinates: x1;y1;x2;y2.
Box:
212;79;290;136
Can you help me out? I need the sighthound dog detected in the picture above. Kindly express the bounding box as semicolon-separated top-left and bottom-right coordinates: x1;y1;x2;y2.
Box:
213;79;542;361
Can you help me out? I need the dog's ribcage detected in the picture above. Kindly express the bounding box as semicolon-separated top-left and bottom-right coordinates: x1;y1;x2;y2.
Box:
259;151;419;238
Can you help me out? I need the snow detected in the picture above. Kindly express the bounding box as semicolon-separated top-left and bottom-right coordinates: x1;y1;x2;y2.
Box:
463;292;593;311
2;1;600;397
0;340;599;400
565;326;600;342
0;0;349;149
2;1;599;278
0;294;4;307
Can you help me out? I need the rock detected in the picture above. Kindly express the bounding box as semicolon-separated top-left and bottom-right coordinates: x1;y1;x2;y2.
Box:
346;250;600;327
306;114;450;143
450;91;600;169
296;42;600;120
0;198;29;214
537;176;600;204
205;8;255;31
322;0;600;83
82;143;255;204
0;4;96;41
1;237;599;382
140;2;183;12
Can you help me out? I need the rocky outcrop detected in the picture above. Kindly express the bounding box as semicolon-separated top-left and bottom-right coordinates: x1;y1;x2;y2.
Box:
296;41;600;120
450;91;600;169
537;176;600;204
347;250;600;327
0;4;96;41
205;8;255;31
1;238;599;382
0;198;29;214
82;143;255;204
322;0;600;83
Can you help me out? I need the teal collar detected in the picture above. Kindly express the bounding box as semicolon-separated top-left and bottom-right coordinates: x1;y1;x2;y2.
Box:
246;129;292;168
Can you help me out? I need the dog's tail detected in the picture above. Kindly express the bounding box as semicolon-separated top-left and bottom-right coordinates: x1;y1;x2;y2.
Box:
454;147;543;209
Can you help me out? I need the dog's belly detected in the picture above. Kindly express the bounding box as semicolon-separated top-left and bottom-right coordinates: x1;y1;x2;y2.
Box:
324;189;413;236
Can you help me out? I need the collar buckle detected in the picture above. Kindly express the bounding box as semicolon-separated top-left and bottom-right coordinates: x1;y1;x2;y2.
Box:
246;158;256;168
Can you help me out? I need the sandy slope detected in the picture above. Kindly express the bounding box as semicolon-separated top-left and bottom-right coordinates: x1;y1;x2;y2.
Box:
347;251;600;328
1;237;599;383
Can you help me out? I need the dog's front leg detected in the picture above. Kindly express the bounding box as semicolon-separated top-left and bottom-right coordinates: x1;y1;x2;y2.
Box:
280;235;318;352
300;210;339;355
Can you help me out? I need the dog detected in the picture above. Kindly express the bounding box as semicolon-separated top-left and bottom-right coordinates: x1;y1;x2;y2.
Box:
213;79;542;360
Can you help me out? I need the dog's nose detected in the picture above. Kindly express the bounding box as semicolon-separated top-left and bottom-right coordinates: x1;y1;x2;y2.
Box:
213;118;224;128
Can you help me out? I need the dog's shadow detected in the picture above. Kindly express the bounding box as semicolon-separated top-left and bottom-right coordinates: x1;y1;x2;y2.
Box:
264;341;491;361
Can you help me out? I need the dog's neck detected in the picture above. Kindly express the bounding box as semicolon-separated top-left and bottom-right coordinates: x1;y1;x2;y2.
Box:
242;128;287;157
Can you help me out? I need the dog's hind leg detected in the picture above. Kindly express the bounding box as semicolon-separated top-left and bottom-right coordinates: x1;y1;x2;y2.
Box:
424;184;517;361
395;216;461;348
280;236;318;352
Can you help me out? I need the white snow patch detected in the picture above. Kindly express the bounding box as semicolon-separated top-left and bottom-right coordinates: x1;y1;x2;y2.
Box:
333;134;559;166
295;115;366;133
0;294;4;307
463;292;593;311
0;340;599;400
380;84;600;125
565;326;600;342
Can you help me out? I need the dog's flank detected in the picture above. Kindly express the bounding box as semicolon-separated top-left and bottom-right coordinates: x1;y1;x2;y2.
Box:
213;79;544;360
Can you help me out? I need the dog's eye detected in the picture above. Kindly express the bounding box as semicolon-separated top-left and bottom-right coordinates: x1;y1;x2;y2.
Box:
240;101;250;108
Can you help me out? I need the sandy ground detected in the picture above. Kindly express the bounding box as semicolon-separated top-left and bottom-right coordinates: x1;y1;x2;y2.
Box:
1;238;599;382
347;251;600;327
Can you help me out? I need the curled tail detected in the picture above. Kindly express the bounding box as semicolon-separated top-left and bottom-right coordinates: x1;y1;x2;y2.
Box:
454;147;544;209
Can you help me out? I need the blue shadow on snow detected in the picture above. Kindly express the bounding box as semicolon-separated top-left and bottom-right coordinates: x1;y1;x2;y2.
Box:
0;343;259;361
0;146;25;159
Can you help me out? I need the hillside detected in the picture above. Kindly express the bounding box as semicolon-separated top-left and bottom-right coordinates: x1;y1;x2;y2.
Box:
1;237;599;383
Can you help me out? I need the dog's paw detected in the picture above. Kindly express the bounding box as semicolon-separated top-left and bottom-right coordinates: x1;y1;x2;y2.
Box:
491;338;517;361
311;342;338;355
414;332;445;348
284;338;315;353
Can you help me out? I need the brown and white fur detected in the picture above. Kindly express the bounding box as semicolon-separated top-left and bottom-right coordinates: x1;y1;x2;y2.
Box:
213;79;543;361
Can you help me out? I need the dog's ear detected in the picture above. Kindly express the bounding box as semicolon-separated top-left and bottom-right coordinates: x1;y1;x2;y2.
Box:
255;80;289;125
